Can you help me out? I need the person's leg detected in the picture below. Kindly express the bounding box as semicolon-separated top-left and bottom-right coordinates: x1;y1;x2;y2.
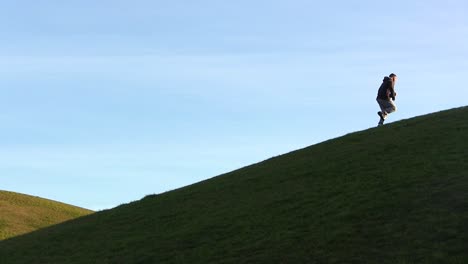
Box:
377;99;397;126
384;100;397;114
377;99;397;116
377;99;386;125
378;115;384;126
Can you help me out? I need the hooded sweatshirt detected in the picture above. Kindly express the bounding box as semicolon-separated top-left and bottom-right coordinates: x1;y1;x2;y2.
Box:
377;76;396;101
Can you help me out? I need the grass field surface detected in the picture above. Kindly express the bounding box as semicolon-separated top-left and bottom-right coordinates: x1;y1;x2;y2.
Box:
1;106;467;263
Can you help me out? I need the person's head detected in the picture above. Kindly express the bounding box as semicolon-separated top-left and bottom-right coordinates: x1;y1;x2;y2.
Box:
389;73;397;82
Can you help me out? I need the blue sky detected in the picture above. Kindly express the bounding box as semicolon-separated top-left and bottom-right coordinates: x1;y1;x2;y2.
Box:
1;0;467;210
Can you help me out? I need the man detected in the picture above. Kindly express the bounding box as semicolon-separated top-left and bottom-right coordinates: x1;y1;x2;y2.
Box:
376;73;397;126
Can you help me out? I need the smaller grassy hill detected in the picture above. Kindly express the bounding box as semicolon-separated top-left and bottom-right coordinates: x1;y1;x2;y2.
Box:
0;190;93;240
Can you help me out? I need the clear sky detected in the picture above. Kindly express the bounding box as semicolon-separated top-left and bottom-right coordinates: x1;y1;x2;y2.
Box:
1;0;467;210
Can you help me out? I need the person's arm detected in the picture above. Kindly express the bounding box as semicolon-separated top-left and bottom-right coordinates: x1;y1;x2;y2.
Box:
389;81;396;100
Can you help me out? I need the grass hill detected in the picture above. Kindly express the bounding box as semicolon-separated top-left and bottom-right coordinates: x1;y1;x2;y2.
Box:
0;190;93;240
1;106;467;264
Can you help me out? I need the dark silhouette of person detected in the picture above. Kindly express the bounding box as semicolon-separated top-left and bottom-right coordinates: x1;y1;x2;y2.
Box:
376;73;397;126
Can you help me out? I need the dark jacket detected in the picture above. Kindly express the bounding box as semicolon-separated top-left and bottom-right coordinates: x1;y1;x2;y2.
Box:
377;76;396;101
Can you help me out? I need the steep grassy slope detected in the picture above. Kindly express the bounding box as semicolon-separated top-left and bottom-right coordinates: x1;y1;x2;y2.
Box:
0;191;93;240
1;106;467;264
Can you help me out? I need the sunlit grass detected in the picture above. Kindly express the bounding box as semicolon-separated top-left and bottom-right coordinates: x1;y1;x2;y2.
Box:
0;191;93;240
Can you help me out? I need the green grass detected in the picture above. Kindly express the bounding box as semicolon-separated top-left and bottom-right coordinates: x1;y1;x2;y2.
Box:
1;106;468;264
0;190;93;240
